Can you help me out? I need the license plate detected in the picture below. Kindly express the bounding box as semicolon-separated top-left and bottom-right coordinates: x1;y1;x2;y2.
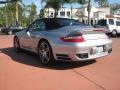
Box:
97;46;104;53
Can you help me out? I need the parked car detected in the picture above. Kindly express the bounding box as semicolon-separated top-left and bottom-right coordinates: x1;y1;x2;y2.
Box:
94;18;120;36
0;27;1;33
1;26;23;35
14;18;112;65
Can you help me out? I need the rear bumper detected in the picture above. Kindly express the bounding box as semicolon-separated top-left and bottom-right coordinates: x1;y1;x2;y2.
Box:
52;39;112;61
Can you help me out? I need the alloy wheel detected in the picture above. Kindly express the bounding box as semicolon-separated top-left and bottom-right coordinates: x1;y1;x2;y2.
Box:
38;41;51;64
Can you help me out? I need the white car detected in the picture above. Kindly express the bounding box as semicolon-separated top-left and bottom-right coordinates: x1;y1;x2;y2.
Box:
94;18;120;36
14;18;112;65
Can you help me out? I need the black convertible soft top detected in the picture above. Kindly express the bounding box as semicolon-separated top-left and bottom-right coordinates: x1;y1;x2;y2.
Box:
42;18;87;30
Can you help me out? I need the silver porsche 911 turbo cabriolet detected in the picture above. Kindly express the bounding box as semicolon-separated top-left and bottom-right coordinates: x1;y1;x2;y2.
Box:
13;18;112;65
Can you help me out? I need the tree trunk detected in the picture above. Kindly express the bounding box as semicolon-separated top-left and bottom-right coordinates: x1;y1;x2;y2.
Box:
5;4;8;27
87;0;91;26
16;2;19;25
81;5;84;23
11;12;14;25
71;4;73;19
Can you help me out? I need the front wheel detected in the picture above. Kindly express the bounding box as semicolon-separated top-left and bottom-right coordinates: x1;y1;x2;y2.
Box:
13;37;21;52
112;30;117;37
38;40;55;65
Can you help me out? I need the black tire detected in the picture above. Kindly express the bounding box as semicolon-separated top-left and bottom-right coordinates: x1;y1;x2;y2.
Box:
112;30;117;37
13;37;21;52
38;40;55;65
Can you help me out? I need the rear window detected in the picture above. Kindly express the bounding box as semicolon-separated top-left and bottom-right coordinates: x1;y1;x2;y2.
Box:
44;18;87;30
116;21;120;26
97;19;107;26
108;19;114;25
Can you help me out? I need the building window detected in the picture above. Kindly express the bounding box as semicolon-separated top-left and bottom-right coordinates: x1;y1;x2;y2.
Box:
67;11;70;17
109;19;114;25
60;11;65;16
50;12;54;17
51;12;53;15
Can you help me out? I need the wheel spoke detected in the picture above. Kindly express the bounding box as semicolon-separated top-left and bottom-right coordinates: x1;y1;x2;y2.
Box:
44;55;49;61
45;47;49;52
39;49;44;53
40;53;49;64
41;54;45;60
41;43;45;50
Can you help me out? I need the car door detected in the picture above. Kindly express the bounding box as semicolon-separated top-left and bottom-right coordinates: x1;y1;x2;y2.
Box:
107;19;115;32
21;20;46;51
116;21;120;33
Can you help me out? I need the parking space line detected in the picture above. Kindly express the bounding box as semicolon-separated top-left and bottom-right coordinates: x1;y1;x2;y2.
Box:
71;69;106;90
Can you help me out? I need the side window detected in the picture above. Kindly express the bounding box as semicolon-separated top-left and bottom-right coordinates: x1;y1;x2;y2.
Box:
28;20;45;32
109;19;114;25
45;19;60;30
97;20;106;26
116;21;120;26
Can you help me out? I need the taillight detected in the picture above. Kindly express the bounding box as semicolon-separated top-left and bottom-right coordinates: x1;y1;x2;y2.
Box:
60;32;85;42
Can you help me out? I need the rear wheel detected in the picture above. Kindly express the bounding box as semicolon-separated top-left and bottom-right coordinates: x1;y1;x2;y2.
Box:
14;37;21;52
38;40;55;65
112;30;117;37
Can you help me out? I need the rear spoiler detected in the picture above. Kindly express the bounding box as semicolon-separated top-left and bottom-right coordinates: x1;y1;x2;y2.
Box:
80;28;104;34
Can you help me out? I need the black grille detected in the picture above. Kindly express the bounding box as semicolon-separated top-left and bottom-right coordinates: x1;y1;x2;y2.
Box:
56;54;71;60
76;53;88;59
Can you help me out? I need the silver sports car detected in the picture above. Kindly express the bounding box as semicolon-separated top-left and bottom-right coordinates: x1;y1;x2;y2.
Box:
14;18;112;65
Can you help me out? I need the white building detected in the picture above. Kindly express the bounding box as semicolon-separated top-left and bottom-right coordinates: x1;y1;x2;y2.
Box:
44;6;110;25
44;7;79;20
76;6;110;25
94;11;106;20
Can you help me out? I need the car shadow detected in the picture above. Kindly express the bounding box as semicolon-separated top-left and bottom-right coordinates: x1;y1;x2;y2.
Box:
0;47;96;70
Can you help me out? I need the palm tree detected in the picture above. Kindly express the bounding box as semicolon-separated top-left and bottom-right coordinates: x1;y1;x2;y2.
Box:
43;0;63;18
87;0;109;25
87;0;91;26
5;3;8;27
7;0;23;25
28;3;37;23
15;0;23;25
